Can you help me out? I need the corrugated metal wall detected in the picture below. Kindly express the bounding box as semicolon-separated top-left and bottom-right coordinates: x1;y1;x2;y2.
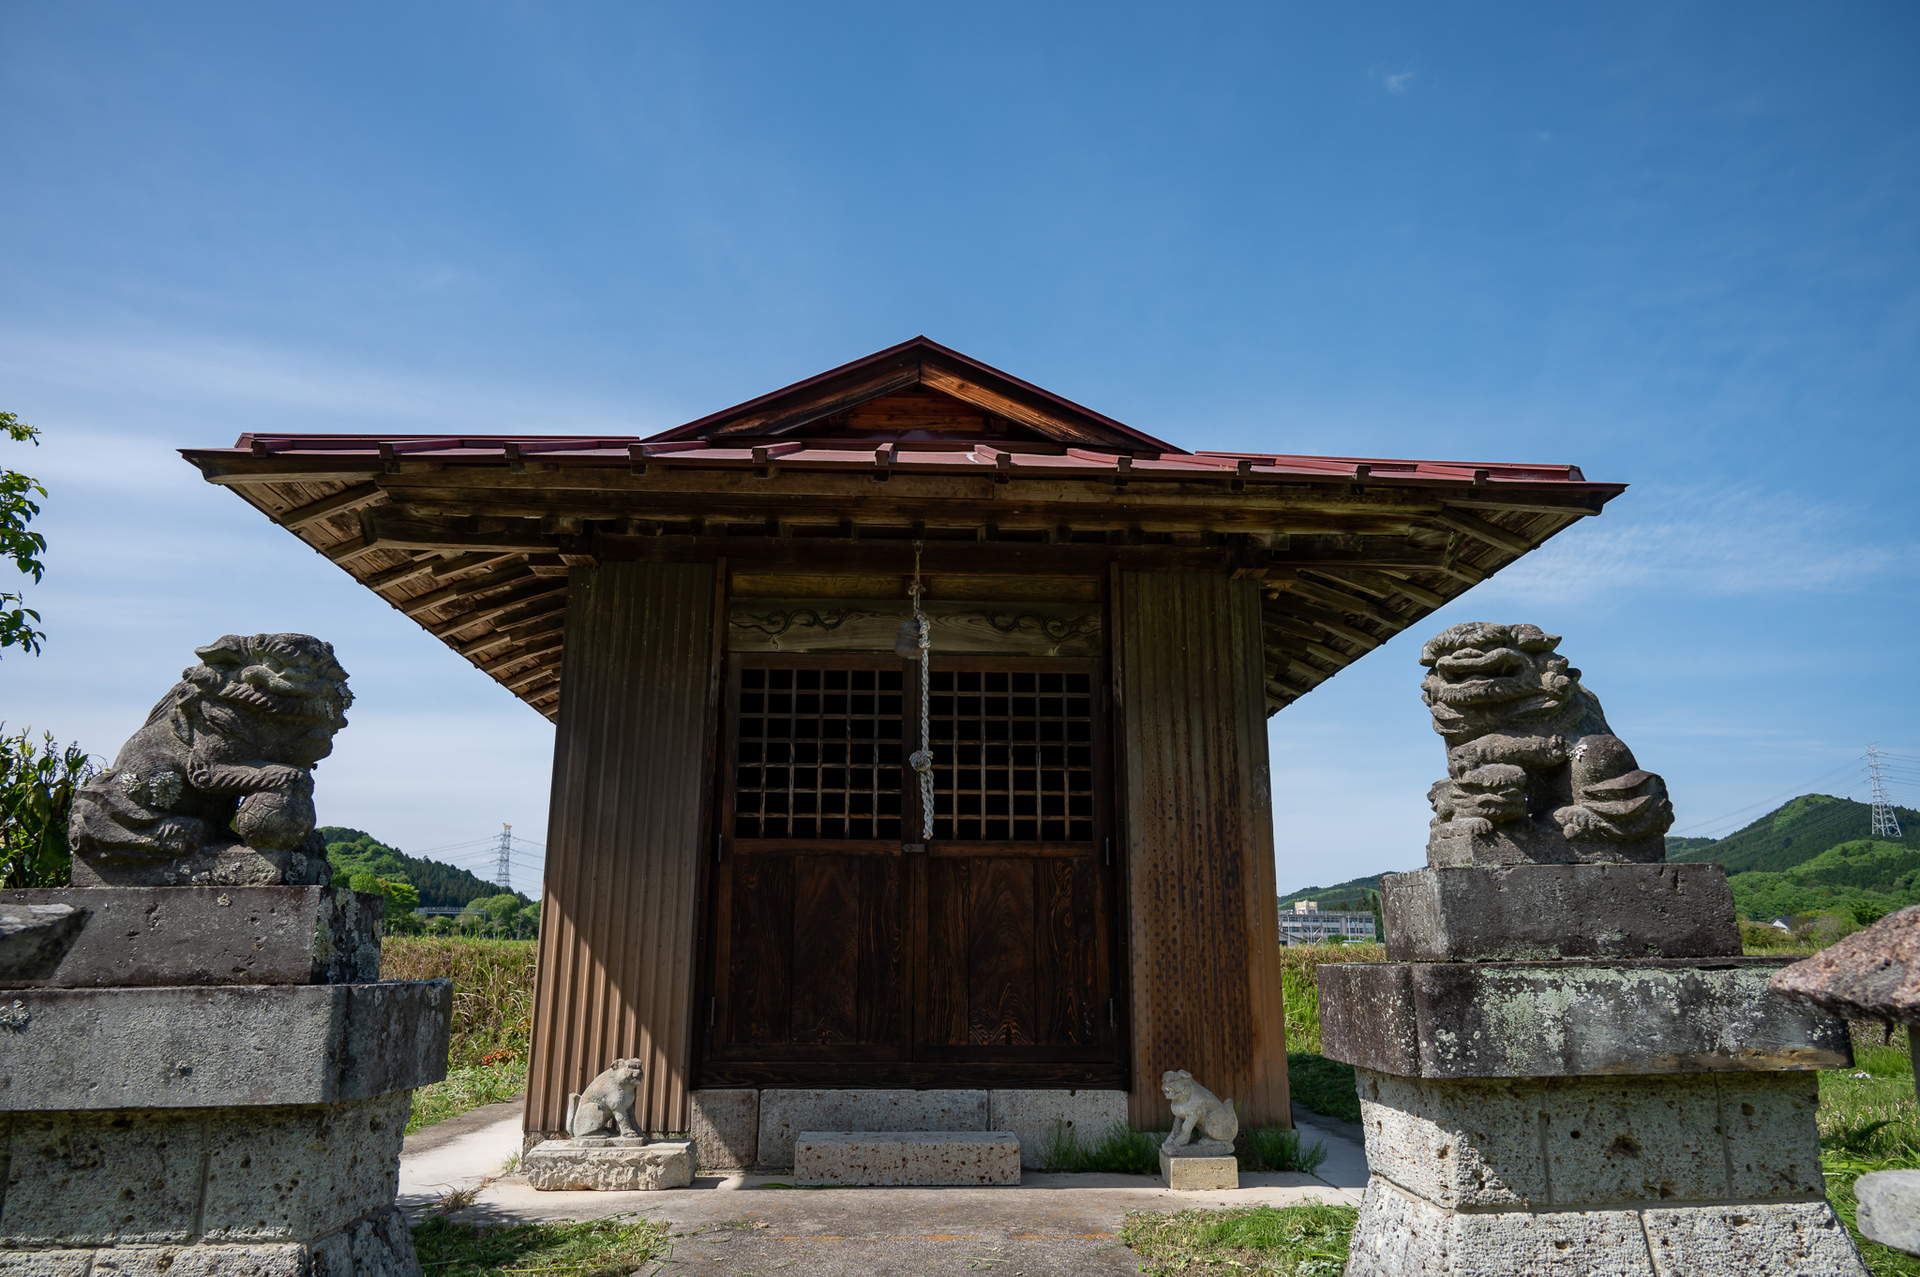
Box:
1115;571;1291;1129
525;561;717;1137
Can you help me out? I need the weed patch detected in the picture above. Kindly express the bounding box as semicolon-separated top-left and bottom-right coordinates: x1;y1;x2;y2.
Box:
1287;1052;1361;1125
412;1213;671;1276
408;1060;528;1134
1038;1120;1162;1174
1122;1203;1356;1276
1240;1125;1328;1174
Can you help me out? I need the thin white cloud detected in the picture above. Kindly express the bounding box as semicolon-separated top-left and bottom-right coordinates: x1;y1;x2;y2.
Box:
0;328;659;438
1384;71;1415;94
1477;482;1919;601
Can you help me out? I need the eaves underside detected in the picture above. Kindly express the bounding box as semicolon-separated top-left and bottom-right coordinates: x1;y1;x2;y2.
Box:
183;452;1619;722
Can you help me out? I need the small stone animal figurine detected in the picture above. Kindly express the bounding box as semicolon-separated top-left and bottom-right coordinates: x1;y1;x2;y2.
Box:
1162;1069;1238;1151
567;1058;647;1140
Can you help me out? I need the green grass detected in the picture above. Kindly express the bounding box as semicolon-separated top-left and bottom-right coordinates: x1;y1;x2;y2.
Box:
411;1213;672;1276
1287;1052;1361;1125
1818;1031;1920;1276
1121;1203;1357;1276
384;936;536;1130
1278;942;1388;1055
1241;1125;1328;1175
408;1059;529;1134
1038;1120;1162;1174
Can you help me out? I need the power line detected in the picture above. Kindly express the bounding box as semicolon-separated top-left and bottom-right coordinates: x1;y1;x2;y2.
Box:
1670;757;1868;836
1870;744;1905;838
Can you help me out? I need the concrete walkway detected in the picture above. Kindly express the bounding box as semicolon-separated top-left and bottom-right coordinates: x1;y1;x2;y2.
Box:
398;1102;1370;1276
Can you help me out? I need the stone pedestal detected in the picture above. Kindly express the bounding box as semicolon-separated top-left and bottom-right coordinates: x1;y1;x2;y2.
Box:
792;1131;1021;1186
523;1139;695;1191
0;886;450;1276
1160;1140;1237;1191
1322;863;1869;1276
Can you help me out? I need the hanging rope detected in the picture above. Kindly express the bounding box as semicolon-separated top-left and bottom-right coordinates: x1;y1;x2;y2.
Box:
906;541;935;843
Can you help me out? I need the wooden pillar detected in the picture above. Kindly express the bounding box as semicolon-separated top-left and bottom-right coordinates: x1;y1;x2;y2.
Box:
1114;571;1290;1129
524;561;718;1138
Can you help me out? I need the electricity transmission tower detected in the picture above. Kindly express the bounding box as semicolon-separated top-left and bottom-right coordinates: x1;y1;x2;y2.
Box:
494;824;513;893
1869;745;1904;838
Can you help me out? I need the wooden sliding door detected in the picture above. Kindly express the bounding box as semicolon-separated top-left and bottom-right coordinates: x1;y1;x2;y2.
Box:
699;654;1124;1089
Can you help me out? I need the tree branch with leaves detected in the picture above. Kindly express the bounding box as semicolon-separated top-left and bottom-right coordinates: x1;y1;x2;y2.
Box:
0;412;47;656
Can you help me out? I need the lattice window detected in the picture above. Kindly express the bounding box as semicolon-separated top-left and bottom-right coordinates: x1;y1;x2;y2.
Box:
929;670;1096;842
733;666;905;840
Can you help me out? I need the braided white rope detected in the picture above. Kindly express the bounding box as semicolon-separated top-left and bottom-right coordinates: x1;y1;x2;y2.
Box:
906;542;934;842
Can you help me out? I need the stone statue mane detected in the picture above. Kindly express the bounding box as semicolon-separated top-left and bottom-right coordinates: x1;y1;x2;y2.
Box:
1420;622;1672;866
69;633;352;887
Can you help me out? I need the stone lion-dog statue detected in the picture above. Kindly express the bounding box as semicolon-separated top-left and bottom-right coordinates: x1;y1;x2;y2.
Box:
68;633;352;887
567;1058;647;1141
1420;622;1673;867
1162;1069;1238;1151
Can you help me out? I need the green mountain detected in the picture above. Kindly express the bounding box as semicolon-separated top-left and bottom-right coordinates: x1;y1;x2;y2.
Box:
1664;795;1920;922
1278;873;1386;914
1666;794;1920;874
319;826;529;910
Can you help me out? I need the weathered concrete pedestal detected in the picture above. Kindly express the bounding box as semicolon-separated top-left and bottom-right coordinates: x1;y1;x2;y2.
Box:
0;887;450;1276
1321;866;1868;1276
523;1138;695;1191
1159;1140;1237;1191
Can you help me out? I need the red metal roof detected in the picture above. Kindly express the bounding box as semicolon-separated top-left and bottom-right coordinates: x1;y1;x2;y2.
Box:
214;432;1592;489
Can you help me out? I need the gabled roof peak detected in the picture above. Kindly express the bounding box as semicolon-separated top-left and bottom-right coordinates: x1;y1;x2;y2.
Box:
643;336;1184;454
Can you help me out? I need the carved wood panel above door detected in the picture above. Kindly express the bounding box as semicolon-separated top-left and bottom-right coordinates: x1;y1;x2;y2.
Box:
729;599;1101;657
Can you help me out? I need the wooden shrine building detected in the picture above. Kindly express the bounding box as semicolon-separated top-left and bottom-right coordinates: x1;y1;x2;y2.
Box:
182;337;1625;1138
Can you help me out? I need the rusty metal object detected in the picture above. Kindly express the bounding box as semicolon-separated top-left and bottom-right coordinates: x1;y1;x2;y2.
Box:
525;562;717;1140
1115;570;1290;1128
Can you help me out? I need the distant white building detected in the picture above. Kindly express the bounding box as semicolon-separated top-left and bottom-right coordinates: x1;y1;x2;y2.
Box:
1279;899;1379;946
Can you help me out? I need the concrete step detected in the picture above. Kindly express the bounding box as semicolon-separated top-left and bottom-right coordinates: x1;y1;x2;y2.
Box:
793;1130;1022;1186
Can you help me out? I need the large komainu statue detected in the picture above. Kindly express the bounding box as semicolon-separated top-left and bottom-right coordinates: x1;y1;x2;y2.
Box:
1421;622;1672;866
69;634;352;886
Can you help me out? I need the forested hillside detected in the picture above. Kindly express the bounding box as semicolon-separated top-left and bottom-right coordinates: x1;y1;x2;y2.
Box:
1278;873;1385;912
1666;794;1920;873
320;826;523;909
1664;795;1920;922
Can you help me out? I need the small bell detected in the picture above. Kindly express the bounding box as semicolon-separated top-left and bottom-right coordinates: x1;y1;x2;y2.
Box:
894;618;923;659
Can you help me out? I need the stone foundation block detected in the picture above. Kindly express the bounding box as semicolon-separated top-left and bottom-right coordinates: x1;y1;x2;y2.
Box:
0;888;382;989
0;982;451;1110
0;1094;408;1247
1381;865;1740;962
1355;1069;1823;1210
1320;958;1848;1079
522;1140;694;1191
1159;1143;1237;1191
793;1131;1020;1186
756;1089;987;1169
689;1089;758;1171
988;1089;1128;1169
1642;1202;1867;1275
1345;1176;1866;1276
1;1205;420;1277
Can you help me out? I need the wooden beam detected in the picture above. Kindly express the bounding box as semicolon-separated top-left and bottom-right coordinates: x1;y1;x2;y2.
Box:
427;581;569;638
323;535;379;564
1280;577;1409;630
478;631;566;675
1267;597;1383;651
504;662;562;693
397;565;536;617
365;555;445;590
278;482;387;532
366;510;557;555
1312;567;1447;610
194;459;385;485
1432;508;1534;556
1441;496;1604;518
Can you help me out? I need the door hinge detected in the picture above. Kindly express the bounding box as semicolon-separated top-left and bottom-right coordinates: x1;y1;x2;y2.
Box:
708;996;716;1027
1104;837;1112;867
714;834;723;864
1109;998;1118;1028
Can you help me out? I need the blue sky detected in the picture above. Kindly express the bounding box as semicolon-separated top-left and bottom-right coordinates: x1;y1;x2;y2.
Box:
1;2;1915;894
